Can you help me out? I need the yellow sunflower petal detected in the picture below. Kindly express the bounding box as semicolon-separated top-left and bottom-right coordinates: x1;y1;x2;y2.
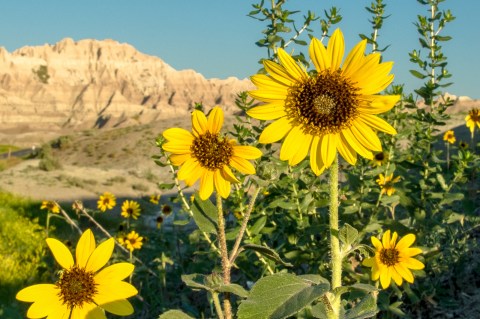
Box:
246;102;287;120
309;37;329;71
76;229;96;268
380;266;392;288
27;298;63;319
341;128;373;160
309;136;326;176
199;170;214;200
162;141;192;154
16;284;58;302
391;267;404;286
94;263;134;284
289;133;313;166
395;234;416;250
342;39;368;78
359;114;397;135
101;299;134;316
280;126;311;165
263;59;297;86
45;301;71;319
404;257;425;270
394;263;414;283
251;74;289;91
185;164;205;187
192;110;208;137
359;74;395;95
357;95;400;115
337;133;357;165
46;238;74;270
85;306;107;319
390;232;399;248
85;238;114;273
95;281;138;304
230;156;256;175
214;170;231;199
351;120;382;152
277;48;307;80
162;128;194;143
177;158;200;184
207;107;224;134
402;247;423;257
327;29;345;70
233;145;262;159
169;153;192;166
371;265;381;281
221;166;240;183
355;61;394;91
259;117;292;144
382;230;392;249
320;133;339;167
371;236;383;251
249;89;288;102
71;302;97;319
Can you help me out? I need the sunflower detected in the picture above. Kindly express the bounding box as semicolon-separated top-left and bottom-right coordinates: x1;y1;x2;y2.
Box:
161;204;173;216
376;173;400;196
443;130;456;144
118;231;143;252
156;216;164;229
149;194;161;205
121;200;141;220
363;230;424;289
97;192;116;212
41;200;60;214
371;151;389;166
247;29;399;175
465;108;480;137
162;106;262;200
16;229;137;318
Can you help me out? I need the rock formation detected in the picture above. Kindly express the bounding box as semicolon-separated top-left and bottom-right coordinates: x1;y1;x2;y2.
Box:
0;38;254;131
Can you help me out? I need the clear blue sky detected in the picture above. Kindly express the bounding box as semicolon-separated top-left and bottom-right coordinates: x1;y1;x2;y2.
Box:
1;0;478;99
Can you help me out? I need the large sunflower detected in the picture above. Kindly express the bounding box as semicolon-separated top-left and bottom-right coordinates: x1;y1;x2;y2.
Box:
247;29;399;175
162;106;262;200
16;229;137;318
362;230;424;289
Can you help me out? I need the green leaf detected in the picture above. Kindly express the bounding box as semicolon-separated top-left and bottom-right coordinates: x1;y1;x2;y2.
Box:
436;173;447;190
440;192;464;205
339;223;359;248
173;219;190;226
345;294;378;319
191;194;218;234
237;273;330;319
159;310;195;319
158;183;175;190
181;273;210;291
380;195;400;206
243;244;293;267
218;283;249;298
250;215;267;235
409;70;427;79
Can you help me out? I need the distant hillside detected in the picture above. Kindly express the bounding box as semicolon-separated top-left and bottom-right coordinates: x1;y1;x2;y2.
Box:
0;38;253;132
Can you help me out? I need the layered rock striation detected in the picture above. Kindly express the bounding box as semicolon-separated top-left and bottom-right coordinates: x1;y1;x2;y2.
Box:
0;38;253;131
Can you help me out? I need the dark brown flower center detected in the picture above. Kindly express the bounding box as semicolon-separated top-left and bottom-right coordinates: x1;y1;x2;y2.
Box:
379;248;400;266
470;109;479;122
285;70;359;135
375;152;385;161
191;132;234;170
127;208;133;216
56;265;97;308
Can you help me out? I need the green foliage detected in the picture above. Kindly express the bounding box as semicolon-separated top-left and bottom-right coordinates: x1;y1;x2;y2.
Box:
0;192;45;318
38;143;62;171
32;65;50;84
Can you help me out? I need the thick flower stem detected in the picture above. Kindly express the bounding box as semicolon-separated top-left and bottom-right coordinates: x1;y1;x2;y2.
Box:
328;155;342;319
216;193;232;319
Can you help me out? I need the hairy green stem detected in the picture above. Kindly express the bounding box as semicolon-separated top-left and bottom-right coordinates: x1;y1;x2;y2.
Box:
216;193;232;319
212;292;225;319
328;155;341;318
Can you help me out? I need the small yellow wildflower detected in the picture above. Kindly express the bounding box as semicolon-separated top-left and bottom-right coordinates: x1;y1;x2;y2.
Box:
149;194;161;205
443;130;456;144
376;173;400;196
40;200;59;214
363;230;424;288
372;151;388;166
121;200;141;220
16;229;137;318
465;108;480;137
156;216;164;229
97;192;116;212
118;230;143;252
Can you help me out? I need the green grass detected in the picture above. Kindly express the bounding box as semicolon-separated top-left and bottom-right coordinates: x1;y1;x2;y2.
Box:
0;192;46;318
0;145;20;154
